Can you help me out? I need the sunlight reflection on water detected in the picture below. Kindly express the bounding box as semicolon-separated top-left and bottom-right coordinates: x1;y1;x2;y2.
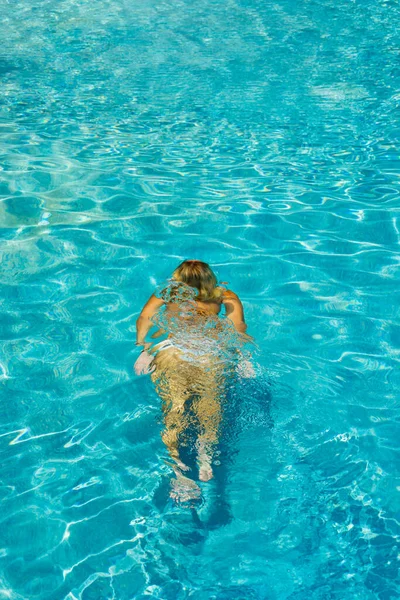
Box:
1;0;400;597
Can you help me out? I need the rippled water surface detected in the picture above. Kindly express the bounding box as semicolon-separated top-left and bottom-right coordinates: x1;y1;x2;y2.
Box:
1;0;400;598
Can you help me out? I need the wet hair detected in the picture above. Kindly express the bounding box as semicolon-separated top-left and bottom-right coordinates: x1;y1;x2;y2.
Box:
172;260;223;302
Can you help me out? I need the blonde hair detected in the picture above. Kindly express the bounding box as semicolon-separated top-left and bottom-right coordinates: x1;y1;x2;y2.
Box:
172;260;223;302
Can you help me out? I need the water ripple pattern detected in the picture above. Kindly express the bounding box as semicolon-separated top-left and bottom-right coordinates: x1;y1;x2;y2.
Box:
1;0;400;598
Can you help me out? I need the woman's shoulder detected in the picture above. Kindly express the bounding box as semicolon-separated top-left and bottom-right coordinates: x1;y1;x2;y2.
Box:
221;289;240;302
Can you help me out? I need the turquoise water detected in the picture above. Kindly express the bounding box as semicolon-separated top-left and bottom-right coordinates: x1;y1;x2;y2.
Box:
1;0;400;597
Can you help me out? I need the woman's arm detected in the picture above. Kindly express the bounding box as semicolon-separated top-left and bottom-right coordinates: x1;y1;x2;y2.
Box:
136;294;164;347
222;290;247;334
223;290;255;376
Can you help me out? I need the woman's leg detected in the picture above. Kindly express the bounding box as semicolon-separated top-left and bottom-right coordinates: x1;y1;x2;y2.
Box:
152;349;205;501
152;349;191;468
152;349;228;485
192;364;225;481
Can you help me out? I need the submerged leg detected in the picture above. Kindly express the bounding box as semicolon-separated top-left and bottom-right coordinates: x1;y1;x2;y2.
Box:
195;397;221;481
193;366;224;481
161;405;189;470
152;349;191;470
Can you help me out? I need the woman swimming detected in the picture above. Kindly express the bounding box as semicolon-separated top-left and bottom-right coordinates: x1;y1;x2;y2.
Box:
134;260;249;492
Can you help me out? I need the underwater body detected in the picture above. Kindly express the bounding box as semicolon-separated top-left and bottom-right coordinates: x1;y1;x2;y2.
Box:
1;0;400;598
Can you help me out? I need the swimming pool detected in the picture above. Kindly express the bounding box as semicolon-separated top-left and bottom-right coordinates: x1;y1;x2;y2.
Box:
1;0;399;597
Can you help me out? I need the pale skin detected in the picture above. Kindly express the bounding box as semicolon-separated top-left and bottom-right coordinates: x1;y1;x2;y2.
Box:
135;289;248;485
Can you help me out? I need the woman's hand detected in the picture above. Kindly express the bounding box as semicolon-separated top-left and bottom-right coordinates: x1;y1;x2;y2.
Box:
134;349;155;376
136;341;152;351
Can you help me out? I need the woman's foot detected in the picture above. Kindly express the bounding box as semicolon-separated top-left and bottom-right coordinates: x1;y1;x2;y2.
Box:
170;472;202;503
199;461;213;482
175;458;189;472
197;441;214;481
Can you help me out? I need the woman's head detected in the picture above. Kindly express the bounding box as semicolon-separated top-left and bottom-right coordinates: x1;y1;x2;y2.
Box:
172;260;222;302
